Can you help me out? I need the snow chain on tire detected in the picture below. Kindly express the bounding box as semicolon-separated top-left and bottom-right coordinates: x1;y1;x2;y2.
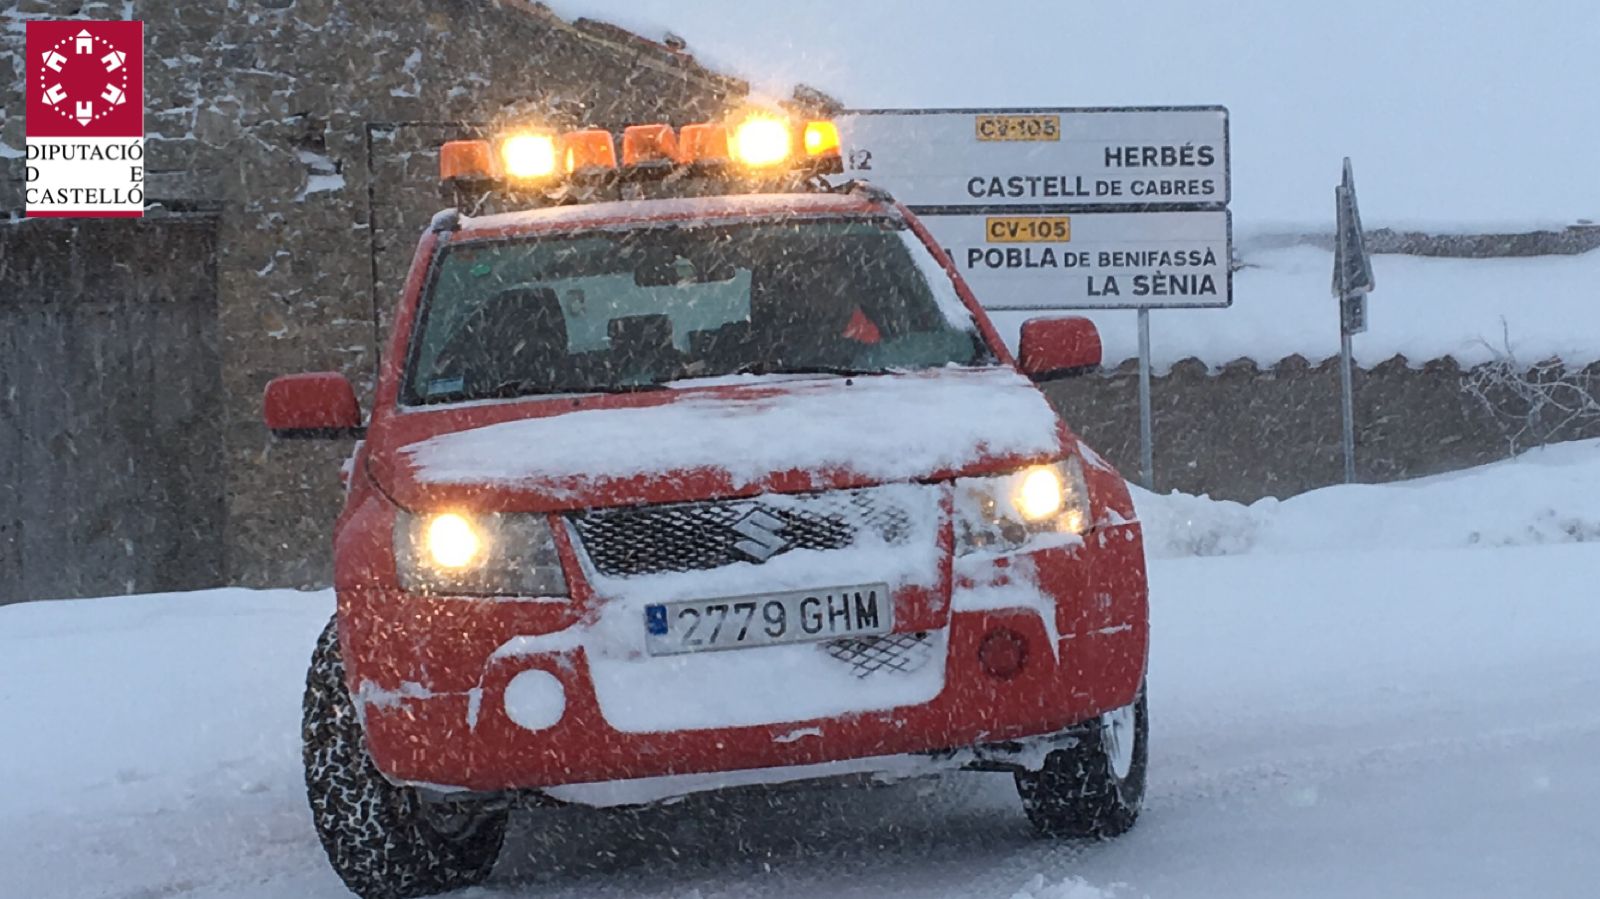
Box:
1014;682;1149;839
303;617;507;899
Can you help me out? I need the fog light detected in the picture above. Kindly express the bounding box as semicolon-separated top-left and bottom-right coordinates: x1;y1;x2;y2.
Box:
503;669;566;732
978;628;1029;680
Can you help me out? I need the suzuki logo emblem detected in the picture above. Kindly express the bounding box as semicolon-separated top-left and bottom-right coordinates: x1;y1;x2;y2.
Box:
730;509;789;562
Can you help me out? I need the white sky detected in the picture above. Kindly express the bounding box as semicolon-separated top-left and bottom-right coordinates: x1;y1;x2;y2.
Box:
553;0;1600;231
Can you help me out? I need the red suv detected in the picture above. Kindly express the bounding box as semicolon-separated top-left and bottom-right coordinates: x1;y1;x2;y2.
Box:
265;117;1149;899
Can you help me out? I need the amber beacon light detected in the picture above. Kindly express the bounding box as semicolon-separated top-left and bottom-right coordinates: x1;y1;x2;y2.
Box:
499;133;558;180
437;115;842;187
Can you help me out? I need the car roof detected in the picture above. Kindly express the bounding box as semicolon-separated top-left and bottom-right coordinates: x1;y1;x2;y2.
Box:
456;191;894;239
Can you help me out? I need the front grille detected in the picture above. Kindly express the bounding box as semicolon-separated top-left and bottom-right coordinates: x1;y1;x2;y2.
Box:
824;631;936;678
568;488;913;578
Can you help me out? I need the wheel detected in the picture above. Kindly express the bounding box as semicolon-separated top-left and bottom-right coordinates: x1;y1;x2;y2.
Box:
1014;681;1148;839
303;617;507;899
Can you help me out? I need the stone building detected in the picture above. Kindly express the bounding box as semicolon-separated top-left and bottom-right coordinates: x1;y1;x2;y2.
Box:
1;0;747;599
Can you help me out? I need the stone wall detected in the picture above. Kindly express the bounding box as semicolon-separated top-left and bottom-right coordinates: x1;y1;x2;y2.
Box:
1045;355;1600;503
2;0;747;587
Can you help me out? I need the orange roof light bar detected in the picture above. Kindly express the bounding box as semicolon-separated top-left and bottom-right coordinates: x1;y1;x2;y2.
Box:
440;116;842;190
439;139;495;182
677;122;730;165
802;120;840;158
621;123;679;168
560;129;618;176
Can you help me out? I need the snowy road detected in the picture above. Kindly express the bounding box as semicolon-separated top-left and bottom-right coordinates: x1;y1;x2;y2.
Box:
5;534;1597;899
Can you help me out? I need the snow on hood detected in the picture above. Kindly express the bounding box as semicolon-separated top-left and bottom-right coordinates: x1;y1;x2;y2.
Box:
399;367;1062;498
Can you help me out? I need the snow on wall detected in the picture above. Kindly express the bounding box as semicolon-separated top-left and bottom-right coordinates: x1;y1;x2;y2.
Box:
992;245;1600;370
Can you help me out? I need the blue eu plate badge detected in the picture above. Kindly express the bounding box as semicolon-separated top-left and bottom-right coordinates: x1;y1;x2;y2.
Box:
644;604;668;636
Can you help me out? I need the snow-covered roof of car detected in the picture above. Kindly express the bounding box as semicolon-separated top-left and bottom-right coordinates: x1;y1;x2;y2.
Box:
457;191;893;238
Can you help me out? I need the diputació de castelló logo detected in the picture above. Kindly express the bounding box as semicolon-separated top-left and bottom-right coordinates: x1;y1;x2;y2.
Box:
24;20;145;218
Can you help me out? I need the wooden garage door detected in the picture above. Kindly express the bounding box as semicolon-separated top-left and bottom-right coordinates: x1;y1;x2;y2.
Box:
0;216;225;603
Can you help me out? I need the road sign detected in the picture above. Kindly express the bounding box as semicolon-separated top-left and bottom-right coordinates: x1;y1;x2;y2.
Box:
839;105;1233;493
1333;158;1374;300
836;107;1229;210
1331;158;1374;485
918;209;1231;309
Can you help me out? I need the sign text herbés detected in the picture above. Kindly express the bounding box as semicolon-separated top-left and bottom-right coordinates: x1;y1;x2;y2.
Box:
837;108;1228;209
919;210;1231;310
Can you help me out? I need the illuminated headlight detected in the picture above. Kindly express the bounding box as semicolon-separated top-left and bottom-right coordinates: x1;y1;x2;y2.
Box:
394;511;568;596
954;458;1091;556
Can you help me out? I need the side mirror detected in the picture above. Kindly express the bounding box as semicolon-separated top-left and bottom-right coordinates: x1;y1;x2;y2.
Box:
263;372;365;439
1017;316;1102;381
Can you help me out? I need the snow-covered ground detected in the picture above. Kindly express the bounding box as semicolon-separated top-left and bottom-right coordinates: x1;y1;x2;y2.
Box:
3;441;1598;898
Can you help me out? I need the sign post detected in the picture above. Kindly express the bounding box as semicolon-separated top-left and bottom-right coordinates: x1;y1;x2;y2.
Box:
837;107;1232;489
1137;307;1154;486
1332;158;1374;484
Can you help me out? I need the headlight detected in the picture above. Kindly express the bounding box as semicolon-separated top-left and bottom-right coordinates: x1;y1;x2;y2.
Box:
394;510;569;596
424;512;482;569
954;458;1091;556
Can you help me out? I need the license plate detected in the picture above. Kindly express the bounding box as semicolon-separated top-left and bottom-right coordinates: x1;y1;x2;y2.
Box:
644;584;892;656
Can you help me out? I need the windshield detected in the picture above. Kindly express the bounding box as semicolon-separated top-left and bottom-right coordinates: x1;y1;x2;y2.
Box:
403;217;994;404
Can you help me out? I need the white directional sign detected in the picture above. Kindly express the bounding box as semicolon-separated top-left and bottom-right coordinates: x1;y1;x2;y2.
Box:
837;107;1229;209
839;106;1232;309
919;210;1231;310
842;106;1232;489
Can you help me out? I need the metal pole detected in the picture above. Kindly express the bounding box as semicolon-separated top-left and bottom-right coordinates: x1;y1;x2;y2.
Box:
1137;307;1154;489
1339;328;1356;483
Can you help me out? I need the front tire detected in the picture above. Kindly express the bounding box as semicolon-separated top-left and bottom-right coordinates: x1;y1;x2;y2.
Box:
1014;682;1148;838
303;617;507;899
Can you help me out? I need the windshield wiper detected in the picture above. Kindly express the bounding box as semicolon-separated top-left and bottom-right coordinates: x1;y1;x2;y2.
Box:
415;378;666;405
729;363;884;378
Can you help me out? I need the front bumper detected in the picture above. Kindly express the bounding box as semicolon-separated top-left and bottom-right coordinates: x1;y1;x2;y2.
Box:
339;526;1148;794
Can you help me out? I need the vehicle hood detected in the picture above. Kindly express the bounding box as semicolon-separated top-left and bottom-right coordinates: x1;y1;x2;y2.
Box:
377;367;1069;512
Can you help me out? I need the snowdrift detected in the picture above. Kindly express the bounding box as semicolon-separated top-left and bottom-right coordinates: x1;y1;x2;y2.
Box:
1134;438;1600;559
